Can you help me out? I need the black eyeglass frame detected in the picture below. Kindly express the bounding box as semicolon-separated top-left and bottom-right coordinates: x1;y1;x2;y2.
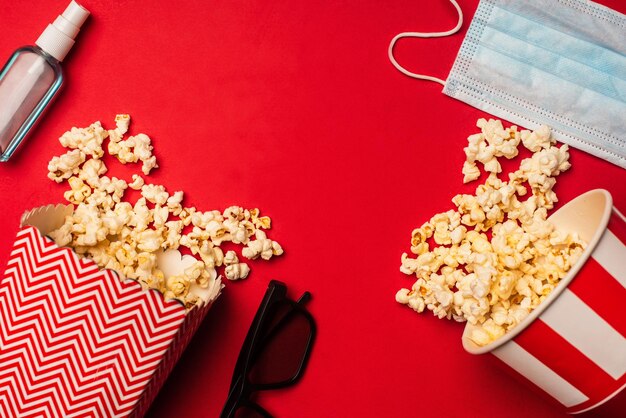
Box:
220;280;316;418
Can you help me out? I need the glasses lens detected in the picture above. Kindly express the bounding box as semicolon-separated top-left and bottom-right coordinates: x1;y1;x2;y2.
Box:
247;300;312;386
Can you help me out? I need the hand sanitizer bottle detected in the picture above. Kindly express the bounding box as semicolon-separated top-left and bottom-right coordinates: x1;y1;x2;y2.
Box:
0;1;90;162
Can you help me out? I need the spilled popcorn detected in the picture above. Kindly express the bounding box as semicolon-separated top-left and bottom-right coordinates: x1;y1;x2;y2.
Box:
396;119;585;346
46;115;283;309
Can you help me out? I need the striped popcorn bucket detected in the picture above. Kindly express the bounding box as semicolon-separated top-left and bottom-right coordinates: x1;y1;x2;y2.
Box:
0;205;222;418
462;189;626;416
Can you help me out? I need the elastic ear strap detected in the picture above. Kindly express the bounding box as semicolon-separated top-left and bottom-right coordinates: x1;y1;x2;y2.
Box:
388;0;463;86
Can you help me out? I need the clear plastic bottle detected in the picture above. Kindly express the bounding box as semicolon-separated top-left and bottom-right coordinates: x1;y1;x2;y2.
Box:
0;1;90;162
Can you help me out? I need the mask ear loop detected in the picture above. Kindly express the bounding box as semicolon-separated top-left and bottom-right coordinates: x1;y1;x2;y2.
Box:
388;0;463;86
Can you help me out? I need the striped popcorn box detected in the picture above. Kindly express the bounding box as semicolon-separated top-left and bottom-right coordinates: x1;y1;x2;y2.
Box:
0;205;222;418
463;189;626;417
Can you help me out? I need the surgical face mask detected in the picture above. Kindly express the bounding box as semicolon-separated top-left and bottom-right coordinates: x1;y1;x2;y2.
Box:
389;0;626;169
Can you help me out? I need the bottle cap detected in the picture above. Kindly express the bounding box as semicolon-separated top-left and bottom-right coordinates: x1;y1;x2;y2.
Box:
35;1;90;62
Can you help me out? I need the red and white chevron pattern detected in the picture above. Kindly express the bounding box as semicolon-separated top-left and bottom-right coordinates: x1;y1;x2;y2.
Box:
0;226;188;418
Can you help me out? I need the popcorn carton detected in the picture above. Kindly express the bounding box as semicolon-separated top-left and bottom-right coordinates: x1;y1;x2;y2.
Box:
463;189;626;417
0;205;221;418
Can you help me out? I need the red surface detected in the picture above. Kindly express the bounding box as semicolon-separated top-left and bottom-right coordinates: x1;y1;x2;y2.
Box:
0;1;624;417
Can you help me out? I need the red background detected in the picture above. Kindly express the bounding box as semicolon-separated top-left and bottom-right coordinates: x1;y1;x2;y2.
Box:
1;1;625;417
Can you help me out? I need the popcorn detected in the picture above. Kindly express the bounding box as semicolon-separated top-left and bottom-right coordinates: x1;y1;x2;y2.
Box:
462;161;480;183
142;156;158;175
48;220;72;247
153;205;169;228
141;184;169;205
131;134;153;161
178;207;196;226
397;120;585;346
179;235;200;254
128;174;144;190
165;274;191;299
98;176;127;203
63;177;92;204
108;114;130;142
223;250;239;266
198;240;224;268
250;208;272;229
190;210;216;228
395;288;411;304
166;191;184;215
79;158;107;187
108;136;138;164
135;252;158;279
85;188;115;211
47;150;86;182
45;115;283;309
461;119;523;184
197;266;218;288
242;230;284;260
225;262;250;281
72;204;107;246
59;121;108;158
130;198;153;231
164;220;184;249
108;128;158;175
205;220;227;245
223;218;249;244
221;250;251;281
136;229;164;253
521;124;553;152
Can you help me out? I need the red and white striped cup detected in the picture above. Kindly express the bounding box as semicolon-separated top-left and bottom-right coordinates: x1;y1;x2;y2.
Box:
463;189;626;416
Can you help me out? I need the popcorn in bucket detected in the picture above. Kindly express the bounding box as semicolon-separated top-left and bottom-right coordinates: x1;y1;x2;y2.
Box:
463;189;626;416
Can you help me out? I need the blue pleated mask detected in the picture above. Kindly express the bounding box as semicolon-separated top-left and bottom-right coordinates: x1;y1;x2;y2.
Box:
389;0;626;168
